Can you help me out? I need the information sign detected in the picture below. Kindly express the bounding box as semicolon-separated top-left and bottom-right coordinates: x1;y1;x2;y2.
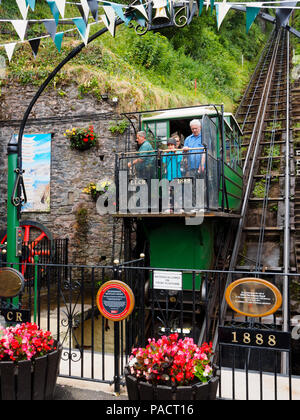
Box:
96;280;135;321
225;278;282;318
153;270;182;291
0;268;24;298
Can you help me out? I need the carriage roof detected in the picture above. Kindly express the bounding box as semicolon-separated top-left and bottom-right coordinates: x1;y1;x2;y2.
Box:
140;106;243;135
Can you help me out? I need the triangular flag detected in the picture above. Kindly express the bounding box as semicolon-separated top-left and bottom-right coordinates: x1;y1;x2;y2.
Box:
198;0;204;16
73;17;87;39
11;20;28;41
210;0;214;14
29;38;41;58
87;0;98;21
80;0;90;22
101;6;117;37
47;1;60;25
54;0;66;18
76;4;86;21
26;0;36;11
246;6;261;33
16;0;29;20
131;4;148;20
215;3;231;30
276;2;297;28
110;4;126;22
4;43;16;62
43;20;57;41
54;31;64;51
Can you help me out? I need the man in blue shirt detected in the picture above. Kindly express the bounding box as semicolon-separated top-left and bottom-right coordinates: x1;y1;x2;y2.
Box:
183;119;205;176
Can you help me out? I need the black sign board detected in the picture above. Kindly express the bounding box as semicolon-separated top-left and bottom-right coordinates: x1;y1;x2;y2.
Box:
218;326;291;351
0;309;31;324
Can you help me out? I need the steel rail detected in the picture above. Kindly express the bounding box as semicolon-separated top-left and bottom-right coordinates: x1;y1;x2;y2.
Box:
242;31;278;173
282;28;291;375
212;29;283;351
235;30;275;120
255;30;287;271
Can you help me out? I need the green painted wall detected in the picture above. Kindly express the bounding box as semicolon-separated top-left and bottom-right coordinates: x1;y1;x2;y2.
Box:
145;218;215;290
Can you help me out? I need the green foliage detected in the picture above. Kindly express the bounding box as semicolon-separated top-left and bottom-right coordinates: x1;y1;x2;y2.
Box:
109;119;129;135
0;1;271;111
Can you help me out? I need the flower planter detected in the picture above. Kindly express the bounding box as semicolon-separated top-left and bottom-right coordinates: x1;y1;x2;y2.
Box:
124;368;219;401
0;342;62;400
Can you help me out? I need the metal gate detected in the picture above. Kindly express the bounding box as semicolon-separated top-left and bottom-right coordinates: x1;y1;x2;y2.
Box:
1;261;299;400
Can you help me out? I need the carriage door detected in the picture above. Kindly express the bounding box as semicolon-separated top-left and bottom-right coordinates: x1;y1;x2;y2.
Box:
202;115;218;209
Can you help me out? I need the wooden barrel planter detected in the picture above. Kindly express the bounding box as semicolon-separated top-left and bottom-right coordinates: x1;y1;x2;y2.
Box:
0;342;62;400
124;368;219;401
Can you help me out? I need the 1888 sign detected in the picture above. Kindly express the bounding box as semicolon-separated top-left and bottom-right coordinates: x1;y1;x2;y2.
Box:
218;326;291;351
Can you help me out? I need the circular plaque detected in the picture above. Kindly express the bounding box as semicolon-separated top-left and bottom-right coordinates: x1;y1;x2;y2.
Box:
96;280;135;321
225;278;282;318
0;268;24;298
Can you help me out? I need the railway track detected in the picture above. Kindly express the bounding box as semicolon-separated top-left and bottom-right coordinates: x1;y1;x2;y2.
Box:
211;28;294;352
234;28;291;275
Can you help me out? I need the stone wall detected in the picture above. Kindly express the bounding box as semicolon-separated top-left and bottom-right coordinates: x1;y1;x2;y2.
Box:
0;81;128;266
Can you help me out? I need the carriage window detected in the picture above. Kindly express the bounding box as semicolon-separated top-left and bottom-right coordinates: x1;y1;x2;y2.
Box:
156;122;168;144
144;121;168;148
145;123;155;143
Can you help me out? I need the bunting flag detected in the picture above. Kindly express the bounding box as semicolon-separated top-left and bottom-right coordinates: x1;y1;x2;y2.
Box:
101;6;117;36
16;0;29;20
26;0;36;11
29;38;40;57
0;0;299;63
275;1;297;27
210;0;215;13
111;3;127;21
131;3;149;20
47;1;60;25
80;0;91;22
87;0;99;21
54;0;66;19
43;19;58;41
4;43;17;62
198;0;204;15
54;31;64;51
246;4;261;32
215;2;231;29
72;18;87;40
11;20;28;41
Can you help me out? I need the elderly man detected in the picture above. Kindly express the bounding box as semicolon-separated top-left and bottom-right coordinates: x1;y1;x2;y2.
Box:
183;119;205;176
128;131;155;179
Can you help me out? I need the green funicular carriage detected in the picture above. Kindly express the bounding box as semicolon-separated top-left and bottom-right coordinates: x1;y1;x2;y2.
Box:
115;104;243;335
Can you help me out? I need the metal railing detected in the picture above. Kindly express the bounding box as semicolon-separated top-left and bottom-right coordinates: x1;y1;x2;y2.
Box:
115;148;220;213
0;261;298;399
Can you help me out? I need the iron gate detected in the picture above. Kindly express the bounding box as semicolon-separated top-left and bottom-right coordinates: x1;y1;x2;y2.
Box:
0;261;299;400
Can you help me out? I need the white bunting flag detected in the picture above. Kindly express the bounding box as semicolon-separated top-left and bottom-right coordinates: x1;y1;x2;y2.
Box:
11;20;28;41
16;0;29;20
4;43;16;62
80;0;90;21
216;3;232;29
101;6;117;36
131;3;149;20
54;0;66;18
79;23;90;44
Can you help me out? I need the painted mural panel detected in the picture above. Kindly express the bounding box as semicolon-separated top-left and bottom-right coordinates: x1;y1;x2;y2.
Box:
16;134;51;212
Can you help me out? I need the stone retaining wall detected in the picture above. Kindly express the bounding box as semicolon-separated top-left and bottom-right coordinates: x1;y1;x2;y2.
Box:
0;81;127;265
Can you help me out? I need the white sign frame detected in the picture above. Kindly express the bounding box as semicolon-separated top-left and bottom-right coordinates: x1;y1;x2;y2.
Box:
153;270;182;291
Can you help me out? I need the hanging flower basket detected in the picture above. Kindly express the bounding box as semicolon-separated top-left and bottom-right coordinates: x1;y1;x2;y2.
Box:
124;333;219;401
0;323;62;400
83;179;115;202
64;125;97;151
